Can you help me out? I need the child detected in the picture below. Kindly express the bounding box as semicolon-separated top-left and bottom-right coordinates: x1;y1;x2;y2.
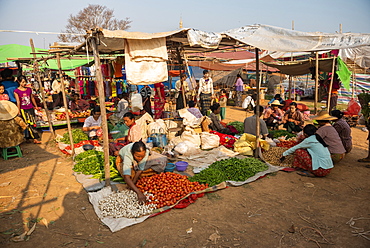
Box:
0;84;9;100
219;89;227;121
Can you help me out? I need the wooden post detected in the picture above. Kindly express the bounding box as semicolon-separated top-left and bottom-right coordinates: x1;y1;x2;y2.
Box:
327;57;336;110
352;55;357;99
56;53;75;156
254;48;260;158
30;39;56;140
314;52;319;114
288;76;292;100
89;36;111;187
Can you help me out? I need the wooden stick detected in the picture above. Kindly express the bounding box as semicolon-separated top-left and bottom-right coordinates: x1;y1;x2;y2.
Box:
56;53;75;156
327;57;336;110
254;47;260;158
89;36;111;187
352;55;357;99
30;39;56;140
314;52;319;114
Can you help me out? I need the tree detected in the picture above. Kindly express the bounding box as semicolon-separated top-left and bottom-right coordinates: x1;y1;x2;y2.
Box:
58;4;132;43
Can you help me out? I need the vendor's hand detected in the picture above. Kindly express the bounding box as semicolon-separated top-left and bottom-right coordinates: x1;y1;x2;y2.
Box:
137;191;147;204
280;156;286;162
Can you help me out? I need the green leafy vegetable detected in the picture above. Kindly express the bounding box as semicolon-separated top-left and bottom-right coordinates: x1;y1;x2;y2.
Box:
60;129;88;144
189;157;268;186
228;121;244;134
269;130;296;138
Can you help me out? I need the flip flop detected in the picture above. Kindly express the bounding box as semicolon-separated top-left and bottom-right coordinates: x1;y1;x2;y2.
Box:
358;158;370;163
296;171;315;178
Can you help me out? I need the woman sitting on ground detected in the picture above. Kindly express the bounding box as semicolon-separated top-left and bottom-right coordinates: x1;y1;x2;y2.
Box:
208;103;233;135
331;110;352;153
280;124;333;177
313;110;346;164
282;102;304;133
263;100;284;130
117;141;155;204
109;112;142;156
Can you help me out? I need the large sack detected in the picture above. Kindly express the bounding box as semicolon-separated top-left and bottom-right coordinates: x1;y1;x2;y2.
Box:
131;93;143;112
181;127;201;148
200;132;220;150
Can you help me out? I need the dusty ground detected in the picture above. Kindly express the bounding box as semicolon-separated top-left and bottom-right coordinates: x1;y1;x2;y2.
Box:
1;100;370;248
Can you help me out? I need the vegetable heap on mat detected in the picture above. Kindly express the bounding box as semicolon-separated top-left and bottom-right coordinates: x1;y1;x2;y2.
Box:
73;150;123;182
227;121;244;134
269;130;296;139
189;157;268;186
136;172;208;208
60;129;88;144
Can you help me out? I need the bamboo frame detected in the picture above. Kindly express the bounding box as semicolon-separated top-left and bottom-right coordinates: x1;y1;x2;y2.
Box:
327;56;336;110
314;52;319;114
254;47;260;158
56;53;75;156
29;39;56;140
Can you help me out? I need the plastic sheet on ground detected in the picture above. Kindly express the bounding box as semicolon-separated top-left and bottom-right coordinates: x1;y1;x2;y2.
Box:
88;182;227;232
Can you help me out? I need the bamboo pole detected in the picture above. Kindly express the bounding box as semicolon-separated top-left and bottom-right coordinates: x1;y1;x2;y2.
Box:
314;52;319;114
351;55;357;99
327;57;336;111
254;48;260;158
29;39;56;140
56;53;74;156
89;37;111;187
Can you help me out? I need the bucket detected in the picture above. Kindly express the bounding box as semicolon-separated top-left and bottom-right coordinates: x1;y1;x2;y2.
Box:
164;163;176;172
175;161;188;172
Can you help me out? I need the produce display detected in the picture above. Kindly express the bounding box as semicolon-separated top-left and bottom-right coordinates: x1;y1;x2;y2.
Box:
262;147;294;167
73;150;123;182
269;130;296;139
55;110;90;120
276;140;298;148
189;157;268;186
60;129;89;144
228;121;244;134
99;190;156;218
64;140;100;151
136;172;208;208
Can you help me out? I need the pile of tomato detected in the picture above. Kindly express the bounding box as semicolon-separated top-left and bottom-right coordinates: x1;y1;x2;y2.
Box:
276;140;298;148
136;172;208;208
65;140;100;150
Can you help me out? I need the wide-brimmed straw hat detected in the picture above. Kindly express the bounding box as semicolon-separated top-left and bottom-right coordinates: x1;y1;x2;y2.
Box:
312;110;337;121
0;101;18;121
270;100;282;106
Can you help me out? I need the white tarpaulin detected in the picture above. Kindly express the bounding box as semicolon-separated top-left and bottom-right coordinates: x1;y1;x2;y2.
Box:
187;29;222;49
224;24;370;52
339;46;370;69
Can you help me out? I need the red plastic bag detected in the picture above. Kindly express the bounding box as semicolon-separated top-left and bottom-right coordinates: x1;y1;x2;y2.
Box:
346;98;361;116
210;131;236;149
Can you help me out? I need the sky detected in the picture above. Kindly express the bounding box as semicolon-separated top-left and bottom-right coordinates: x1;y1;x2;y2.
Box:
1;0;370;49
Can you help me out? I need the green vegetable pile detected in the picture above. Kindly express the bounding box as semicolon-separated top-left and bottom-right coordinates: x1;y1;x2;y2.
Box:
228;121;244;134
73;150;124;182
269;130;296;139
189;157;268;186
60;129;88;144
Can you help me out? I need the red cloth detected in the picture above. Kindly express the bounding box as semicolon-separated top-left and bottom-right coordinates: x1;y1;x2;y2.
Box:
293;149;332;177
209;131;236;148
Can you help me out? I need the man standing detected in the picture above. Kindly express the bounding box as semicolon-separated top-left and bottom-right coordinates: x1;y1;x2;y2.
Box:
197;70;214;116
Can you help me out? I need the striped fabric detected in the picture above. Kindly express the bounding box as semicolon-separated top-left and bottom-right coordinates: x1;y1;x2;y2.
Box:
338;74;370;103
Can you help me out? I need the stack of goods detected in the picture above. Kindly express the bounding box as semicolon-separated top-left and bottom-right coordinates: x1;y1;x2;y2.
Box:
136;172;208;208
262;147;294;167
189;157;268;186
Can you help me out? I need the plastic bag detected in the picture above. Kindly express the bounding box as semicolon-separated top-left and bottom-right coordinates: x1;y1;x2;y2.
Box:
111;123;129;140
200;132;220;150
131;93;143;112
181;127;201;148
347;98;361;116
174;141;196;155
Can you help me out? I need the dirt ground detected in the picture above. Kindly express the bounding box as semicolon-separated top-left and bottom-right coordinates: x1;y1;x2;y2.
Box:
1;101;370;248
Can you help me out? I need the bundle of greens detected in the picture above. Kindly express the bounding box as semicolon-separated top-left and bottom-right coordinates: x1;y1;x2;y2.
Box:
73;150;123;182
269;130;296;139
189;157;268;186
60;129;88;144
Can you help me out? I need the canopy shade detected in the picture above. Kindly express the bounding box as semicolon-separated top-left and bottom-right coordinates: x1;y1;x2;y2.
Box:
261;58;335;76
0;44;47;63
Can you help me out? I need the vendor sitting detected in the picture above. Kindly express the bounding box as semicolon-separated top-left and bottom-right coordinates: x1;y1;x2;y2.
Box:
82;106;102;139
70;93;89;112
187;100;203;119
331;110;352;153
268;94;285;106
280;124;333;177
282;102;304;133
313;110;346;164
263;100;284;130
117;141;152;204
208;103;233;135
243;106;269;139
109;112;142;156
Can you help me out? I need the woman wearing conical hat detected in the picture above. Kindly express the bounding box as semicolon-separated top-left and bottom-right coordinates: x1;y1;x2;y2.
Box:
313;110;346;164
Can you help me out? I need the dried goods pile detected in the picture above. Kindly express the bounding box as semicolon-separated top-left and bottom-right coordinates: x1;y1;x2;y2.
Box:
189;157;268;186
136;172;208;209
262;147;294;167
99;190;156;218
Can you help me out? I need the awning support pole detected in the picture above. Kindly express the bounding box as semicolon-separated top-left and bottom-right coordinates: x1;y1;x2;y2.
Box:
254;48;260;158
314;52;319;114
